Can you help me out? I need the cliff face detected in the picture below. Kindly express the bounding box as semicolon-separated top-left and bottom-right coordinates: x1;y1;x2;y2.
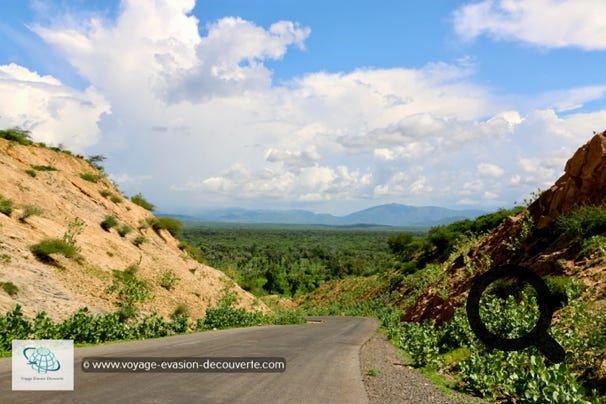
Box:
402;132;606;324
0;139;264;320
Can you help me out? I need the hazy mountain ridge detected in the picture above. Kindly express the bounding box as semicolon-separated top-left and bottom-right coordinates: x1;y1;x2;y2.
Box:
166;203;485;227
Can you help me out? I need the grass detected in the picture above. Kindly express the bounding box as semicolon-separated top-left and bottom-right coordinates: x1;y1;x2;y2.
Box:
0;127;33;145
80;173;100;183
0;195;14;216
31;165;57;172
1;282;19;296
117;224;132;237
19;204;43;222
131;193;155;211
30;238;79;262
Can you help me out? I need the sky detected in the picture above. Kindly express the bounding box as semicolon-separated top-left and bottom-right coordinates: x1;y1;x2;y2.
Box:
1;0;606;215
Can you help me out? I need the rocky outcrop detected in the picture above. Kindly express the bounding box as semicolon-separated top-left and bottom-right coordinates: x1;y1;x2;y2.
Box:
401;131;606;324
530;132;606;229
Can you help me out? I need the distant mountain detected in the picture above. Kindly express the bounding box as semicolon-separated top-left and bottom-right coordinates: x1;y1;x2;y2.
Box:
165;203;485;227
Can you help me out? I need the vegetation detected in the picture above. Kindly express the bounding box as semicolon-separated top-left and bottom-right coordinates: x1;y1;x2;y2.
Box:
31;165;57;172
105;265;153;321
131;193;155;211
132;235;146;247
100;215;118;231
117;224;132;237
178;225;400;297
0;194;14;216
18;204;43;222
30;238;79;262
24;169;36;177
80;172;100;183
1;282;19;296
158;270;179;290
556;204;606;240
86;154;106;172
150;217;183;236
0;127;33;146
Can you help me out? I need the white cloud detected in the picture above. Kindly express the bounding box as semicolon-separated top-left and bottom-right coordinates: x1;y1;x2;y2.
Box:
477;163;505;178
0;63;109;152
454;0;606;50
7;0;605;212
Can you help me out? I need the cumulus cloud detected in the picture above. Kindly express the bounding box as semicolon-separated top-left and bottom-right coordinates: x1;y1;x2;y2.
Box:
454;0;606;50
8;0;606;212
0;63;109;152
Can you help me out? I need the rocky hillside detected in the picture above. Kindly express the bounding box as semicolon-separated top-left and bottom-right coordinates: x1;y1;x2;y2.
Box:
0;137;264;320
402;131;606;324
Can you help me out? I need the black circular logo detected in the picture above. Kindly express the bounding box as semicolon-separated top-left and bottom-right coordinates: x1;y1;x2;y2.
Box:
466;264;565;363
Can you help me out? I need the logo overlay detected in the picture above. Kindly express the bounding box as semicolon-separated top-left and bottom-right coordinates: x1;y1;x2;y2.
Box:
12;340;74;390
466;264;565;363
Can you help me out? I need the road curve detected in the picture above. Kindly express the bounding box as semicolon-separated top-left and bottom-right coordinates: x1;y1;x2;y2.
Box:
0;316;379;403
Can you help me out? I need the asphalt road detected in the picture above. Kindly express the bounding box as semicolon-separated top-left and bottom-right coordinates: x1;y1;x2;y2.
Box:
0;316;379;404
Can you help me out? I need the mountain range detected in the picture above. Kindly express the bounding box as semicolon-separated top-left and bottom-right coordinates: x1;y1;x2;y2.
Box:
164;203;486;227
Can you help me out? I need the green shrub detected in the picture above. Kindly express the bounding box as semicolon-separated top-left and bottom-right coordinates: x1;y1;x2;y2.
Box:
556;205;606;240
0;127;33;145
117;224;132;237
99;190;112;198
151;217;183;236
110;195;122;203
86;154;106;172
30;238;79;262
131;193;155;211
198;306;263;330
158;271;179;290
132;235;146;247
19;204;43;222
80;173;100;183
1;282;19;296
31;165;57;172
170;304;189;333
100;215;118;231
105;265;152;321
24;169;36;178
0;195;14;216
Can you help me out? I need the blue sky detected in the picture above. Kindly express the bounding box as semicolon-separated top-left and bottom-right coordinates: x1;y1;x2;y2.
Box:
1;0;606;215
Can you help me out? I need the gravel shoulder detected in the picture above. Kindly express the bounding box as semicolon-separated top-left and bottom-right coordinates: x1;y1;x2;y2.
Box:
360;331;486;404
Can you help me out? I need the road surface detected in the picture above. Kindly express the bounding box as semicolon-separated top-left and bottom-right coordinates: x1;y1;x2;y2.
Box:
0;316;378;403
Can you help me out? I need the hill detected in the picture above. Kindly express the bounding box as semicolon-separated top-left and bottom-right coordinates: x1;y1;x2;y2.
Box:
0;135;263;321
173;204;484;227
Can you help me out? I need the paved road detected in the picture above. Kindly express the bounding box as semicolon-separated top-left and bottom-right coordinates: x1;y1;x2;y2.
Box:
0;316;378;404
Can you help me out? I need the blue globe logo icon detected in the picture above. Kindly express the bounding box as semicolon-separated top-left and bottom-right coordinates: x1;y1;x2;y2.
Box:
23;346;61;373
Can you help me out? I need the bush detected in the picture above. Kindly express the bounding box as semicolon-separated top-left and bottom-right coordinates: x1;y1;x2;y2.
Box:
24;169;36;178
556;205;606;240
198;306;263;330
151;217;183;236
0;127;33;145
131;193;155;211
30;238;79;262
158;271;179;290
31;165;57;172
100;215;118;231
110;195;122;203
99;190;112;198
117;224;132;237
19;204;43;222
132;235;146;247
80;173;100;183
0;195;14;216
1;282;19;296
